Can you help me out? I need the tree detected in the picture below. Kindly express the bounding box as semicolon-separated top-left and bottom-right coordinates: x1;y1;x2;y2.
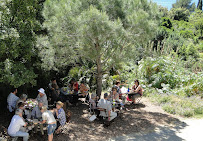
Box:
169;8;190;21
190;10;203;38
39;0;160;97
197;0;203;11
172;0;195;12
0;0;43;87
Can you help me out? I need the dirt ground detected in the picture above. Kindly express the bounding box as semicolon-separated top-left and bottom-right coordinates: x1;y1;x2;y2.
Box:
0;97;187;141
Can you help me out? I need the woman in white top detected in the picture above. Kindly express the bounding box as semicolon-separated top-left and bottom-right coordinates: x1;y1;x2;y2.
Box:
40;106;56;141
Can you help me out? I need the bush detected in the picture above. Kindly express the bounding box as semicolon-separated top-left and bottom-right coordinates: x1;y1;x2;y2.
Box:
138;57;179;89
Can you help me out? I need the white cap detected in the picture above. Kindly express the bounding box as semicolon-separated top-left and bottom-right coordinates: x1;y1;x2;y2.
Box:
38;88;45;95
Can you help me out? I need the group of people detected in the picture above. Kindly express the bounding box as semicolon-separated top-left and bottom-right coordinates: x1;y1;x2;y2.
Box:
6;78;143;141
7;87;67;141
48;78;89;106
89;80;144;123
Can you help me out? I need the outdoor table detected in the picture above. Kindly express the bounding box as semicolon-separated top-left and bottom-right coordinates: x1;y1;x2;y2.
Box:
26;119;46;135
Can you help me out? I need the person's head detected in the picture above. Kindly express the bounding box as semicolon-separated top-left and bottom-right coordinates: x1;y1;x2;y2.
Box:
20;94;27;101
56;101;64;109
91;93;96;100
51;78;57;84
112;87;117;94
11;88;17;94
116;81;121;86
18;102;25;110
134;80;139;86
15;109;23;117
104;93;108;99
40;106;47;113
38;102;43;108
80;81;85;86
38;88;45;97
70;78;75;84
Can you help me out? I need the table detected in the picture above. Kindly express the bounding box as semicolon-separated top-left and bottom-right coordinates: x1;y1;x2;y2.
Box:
26;119;46;135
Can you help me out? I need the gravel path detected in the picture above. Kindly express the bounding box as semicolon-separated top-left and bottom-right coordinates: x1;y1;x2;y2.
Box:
109;98;203;141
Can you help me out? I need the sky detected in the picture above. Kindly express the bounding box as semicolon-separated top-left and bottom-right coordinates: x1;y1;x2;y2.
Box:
151;0;199;10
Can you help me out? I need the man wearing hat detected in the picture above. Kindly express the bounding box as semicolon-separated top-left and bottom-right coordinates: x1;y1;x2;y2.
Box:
36;88;48;108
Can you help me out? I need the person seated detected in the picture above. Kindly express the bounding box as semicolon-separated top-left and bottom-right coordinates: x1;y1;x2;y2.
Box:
112;81;121;93
70;79;79;94
110;88;124;111
69;79;79;105
31;102;44;135
16;94;27;108
49;78;58;91
36;88;48;108
78;81;89;97
40;106;57;141
50;83;61;104
7;109;29;141
54;101;66;134
17;102;25;110
89;94;99;116
128;80;144;104
7;88;19;113
97;93;117;121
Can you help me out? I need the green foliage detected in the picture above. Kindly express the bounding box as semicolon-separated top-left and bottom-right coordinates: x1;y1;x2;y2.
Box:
172;0;195;12
178;44;199;60
161;17;173;29
138;57;180;89
190;10;203;38
0;0;43;87
39;0;161;96
169;8;190;21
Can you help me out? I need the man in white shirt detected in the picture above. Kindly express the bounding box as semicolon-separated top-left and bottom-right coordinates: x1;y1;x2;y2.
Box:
98;93;117;121
36;88;48;108
8;109;29;141
7;88;19;112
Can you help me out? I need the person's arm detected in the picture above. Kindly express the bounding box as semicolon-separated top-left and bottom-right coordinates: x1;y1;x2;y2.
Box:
24;122;28;127
115;93;119;101
134;86;141;93
8;98;13;112
55;109;59;117
41;113;47;124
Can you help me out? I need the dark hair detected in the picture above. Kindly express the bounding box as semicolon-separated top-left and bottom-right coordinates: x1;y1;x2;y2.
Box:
134;80;139;85
51;78;56;81
104;93;108;98
70;78;76;83
112;87;117;91
18;102;25;108
115;81;120;85
11;88;17;93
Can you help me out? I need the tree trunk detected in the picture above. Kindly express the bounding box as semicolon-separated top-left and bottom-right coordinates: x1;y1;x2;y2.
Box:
96;56;102;98
197;0;202;10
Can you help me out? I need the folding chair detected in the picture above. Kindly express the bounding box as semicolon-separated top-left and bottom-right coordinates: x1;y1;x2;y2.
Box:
126;93;143;104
